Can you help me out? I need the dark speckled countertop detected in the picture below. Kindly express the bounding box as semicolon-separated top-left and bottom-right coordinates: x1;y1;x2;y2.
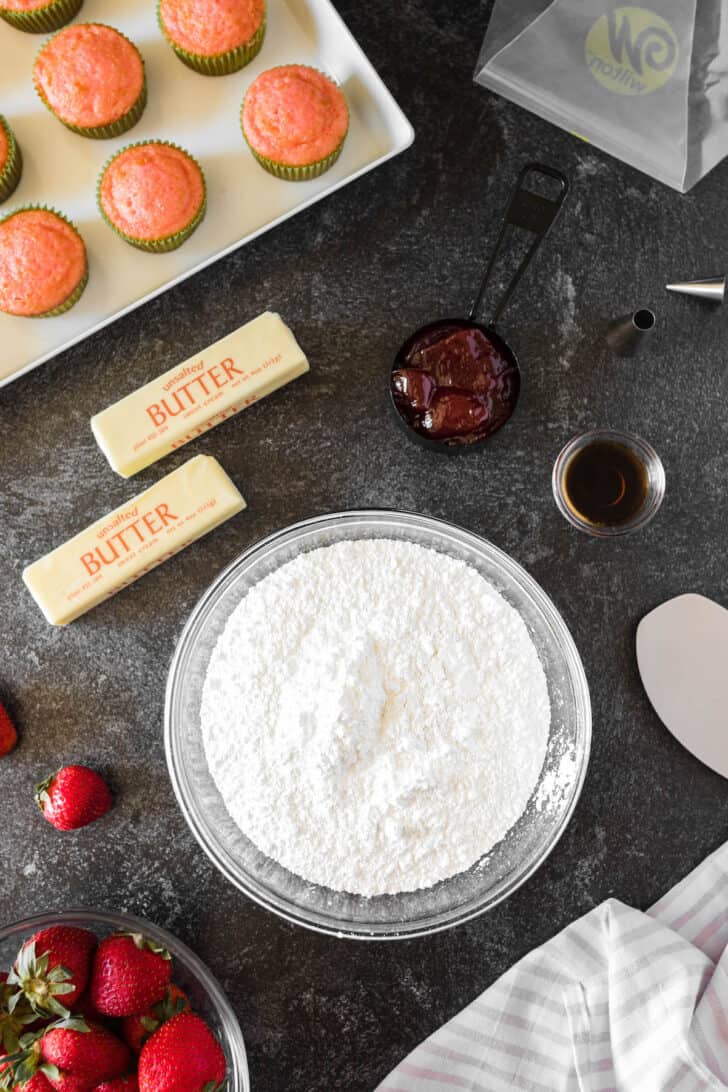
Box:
2;2;728;1089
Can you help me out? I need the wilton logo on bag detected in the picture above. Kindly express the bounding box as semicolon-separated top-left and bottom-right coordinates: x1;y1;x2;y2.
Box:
585;7;678;95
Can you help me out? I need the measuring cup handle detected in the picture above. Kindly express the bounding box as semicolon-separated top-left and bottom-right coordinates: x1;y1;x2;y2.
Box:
469;162;570;328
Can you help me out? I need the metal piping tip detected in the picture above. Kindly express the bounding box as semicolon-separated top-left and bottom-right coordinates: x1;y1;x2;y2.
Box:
606;308;656;357
665;276;725;303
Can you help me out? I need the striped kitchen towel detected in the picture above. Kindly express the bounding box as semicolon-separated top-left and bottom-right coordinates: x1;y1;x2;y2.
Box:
377;841;728;1091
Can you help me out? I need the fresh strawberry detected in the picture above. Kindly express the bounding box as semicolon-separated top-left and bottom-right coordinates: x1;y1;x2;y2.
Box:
7;929;97;1018
35;768;111;832
121;985;188;1054
0;702;17;757
0;1019;90;1092
40;1022;129;1087
92;1079;138;1092
90;936;170;1019
138;1012;226;1092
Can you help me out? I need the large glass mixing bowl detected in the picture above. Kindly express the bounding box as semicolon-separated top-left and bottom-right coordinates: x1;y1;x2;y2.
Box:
165;511;591;939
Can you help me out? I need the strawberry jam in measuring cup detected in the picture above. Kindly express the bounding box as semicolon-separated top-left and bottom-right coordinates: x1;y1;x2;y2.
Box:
389;163;569;450
392;320;519;445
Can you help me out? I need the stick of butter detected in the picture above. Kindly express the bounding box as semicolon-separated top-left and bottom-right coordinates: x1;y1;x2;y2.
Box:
23;455;245;626
91;311;309;477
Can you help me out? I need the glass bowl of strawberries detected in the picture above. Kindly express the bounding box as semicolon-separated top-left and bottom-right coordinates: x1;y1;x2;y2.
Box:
0;909;249;1092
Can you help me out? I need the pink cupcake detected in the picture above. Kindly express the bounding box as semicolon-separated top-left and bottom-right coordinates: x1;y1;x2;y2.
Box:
158;0;266;76
98;141;206;252
241;65;349;180
0;0;83;34
0;207;87;317
33;23;146;138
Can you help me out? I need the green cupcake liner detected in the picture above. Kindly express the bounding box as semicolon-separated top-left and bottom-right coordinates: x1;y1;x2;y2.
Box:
158;0;265;76
0;0;82;33
33;25;147;139
0;117;22;203
245;136;347;182
97;140;207;253
0;205;88;317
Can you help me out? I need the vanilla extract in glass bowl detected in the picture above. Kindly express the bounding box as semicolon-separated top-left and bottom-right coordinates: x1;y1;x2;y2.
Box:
553;429;665;537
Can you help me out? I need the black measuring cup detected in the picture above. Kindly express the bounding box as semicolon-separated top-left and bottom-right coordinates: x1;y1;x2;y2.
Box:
389;162;569;451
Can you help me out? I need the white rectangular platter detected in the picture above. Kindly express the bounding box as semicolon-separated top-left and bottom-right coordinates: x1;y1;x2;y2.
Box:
0;0;413;388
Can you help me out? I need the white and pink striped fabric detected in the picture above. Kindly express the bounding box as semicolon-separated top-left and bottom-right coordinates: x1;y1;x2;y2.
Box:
378;841;728;1091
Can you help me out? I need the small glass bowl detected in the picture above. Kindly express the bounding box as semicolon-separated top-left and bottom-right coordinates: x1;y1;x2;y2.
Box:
552;428;666;537
0;909;249;1092
165;510;591;940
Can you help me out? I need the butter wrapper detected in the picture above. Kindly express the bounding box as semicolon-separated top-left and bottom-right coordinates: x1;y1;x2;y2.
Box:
92;311;309;477
23;455;245;625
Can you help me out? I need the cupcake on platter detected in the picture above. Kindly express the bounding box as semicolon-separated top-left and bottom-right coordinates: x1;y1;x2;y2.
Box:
0;207;87;317
0;116;22;203
0;0;83;34
98;140;206;253
158;0;266;76
241;64;349;181
33;23;146;139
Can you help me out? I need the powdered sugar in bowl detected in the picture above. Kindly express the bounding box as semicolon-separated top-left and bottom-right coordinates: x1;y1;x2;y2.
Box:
165;511;591;939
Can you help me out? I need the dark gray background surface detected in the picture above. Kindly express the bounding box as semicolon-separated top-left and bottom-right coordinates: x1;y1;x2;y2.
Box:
1;2;727;1089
